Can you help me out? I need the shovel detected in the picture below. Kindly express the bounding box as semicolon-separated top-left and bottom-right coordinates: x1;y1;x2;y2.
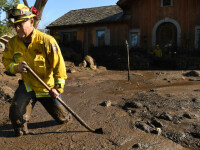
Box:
25;65;103;134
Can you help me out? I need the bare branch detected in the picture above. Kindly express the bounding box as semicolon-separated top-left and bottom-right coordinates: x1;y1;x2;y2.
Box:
22;0;29;7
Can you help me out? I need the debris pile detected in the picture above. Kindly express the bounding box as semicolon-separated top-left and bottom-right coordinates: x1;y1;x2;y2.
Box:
183;70;200;77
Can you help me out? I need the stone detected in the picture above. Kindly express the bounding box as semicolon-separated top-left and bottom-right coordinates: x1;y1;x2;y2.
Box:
132;143;142;148
183;113;197;119
84;55;96;70
100;101;112;107
132;143;149;149
79;60;87;68
157;128;162;135
151;118;163;128
104;101;112;107
159;112;173;121
125;101;143;109
135;121;152;133
67;68;76;73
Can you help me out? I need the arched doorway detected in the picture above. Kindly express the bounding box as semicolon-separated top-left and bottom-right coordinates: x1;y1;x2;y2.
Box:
152;17;181;49
156;22;177;50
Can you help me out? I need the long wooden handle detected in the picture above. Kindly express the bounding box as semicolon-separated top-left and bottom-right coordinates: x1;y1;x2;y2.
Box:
25;65;95;132
125;40;130;81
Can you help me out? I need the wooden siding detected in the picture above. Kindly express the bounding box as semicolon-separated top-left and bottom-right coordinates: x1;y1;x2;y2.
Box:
49;0;200;52
129;0;200;49
50;22;129;50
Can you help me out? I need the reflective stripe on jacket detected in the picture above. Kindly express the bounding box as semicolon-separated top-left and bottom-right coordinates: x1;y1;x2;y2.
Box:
2;29;67;97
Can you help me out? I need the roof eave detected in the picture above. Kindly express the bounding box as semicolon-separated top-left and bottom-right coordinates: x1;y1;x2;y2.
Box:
46;20;128;29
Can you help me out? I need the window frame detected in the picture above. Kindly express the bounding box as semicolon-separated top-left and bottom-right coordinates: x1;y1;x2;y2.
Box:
129;29;140;47
195;26;200;49
60;29;77;46
94;27;110;47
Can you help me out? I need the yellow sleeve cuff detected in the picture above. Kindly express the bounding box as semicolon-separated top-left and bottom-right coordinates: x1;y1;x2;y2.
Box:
54;83;64;93
9;63;19;74
56;87;64;93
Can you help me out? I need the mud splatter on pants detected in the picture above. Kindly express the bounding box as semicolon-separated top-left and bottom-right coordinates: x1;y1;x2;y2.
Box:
9;80;71;136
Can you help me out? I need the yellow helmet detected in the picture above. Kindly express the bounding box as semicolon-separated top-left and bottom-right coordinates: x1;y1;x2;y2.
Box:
6;4;36;23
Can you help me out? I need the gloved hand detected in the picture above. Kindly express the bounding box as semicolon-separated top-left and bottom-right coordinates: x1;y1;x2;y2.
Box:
49;88;60;98
18;61;28;73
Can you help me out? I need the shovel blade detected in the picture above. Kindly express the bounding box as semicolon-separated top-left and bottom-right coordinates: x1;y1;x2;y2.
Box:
94;128;103;134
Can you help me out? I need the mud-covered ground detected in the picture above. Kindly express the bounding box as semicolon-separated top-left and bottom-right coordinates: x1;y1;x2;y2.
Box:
0;51;199;150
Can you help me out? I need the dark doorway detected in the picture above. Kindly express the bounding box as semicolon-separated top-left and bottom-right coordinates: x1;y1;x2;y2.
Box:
156;22;177;51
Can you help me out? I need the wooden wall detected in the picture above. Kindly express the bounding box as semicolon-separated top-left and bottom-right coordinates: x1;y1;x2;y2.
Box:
49;0;200;52
50;22;129;51
129;0;200;49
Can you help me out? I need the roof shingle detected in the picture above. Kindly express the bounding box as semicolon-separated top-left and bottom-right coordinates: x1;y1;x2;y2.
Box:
47;5;123;28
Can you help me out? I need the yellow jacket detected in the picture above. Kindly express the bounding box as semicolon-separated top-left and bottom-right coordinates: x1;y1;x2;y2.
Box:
2;29;67;98
152;49;162;57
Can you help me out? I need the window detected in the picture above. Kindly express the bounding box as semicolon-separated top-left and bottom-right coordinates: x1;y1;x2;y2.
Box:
96;30;105;46
195;26;200;49
130;32;139;47
95;27;110;47
61;30;77;46
129;29;140;47
161;0;173;7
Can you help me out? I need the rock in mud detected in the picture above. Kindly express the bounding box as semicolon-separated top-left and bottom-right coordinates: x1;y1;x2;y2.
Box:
151;128;162;135
165;131;186;143
84;55;96;70
183;112;197;119
148;89;155;92
124;101;143;109
135;121;152;133
100;100;112;107
159;112;173;121
67;68;76;73
151;118;163;128
189;131;200;138
104;100;112;107
132;143;149;149
191;98;199;102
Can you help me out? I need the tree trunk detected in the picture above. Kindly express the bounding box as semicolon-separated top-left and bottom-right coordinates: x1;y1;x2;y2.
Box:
23;0;48;29
34;0;48;28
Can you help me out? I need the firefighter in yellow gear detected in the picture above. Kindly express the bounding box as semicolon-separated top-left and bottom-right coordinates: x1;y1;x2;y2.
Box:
152;44;162;58
3;4;71;137
150;44;163;67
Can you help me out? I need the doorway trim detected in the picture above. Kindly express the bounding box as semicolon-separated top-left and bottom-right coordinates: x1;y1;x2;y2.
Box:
152;17;181;48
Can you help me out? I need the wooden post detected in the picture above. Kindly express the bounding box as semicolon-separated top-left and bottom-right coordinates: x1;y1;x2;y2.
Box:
125;40;130;81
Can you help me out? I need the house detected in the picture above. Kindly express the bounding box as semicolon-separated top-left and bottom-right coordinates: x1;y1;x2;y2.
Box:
0;35;11;51
47;0;200;68
47;5;128;55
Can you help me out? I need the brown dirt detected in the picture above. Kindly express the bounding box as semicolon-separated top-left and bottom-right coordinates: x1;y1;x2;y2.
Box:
0;51;199;150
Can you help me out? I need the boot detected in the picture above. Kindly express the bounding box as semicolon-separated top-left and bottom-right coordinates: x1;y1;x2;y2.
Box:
14;128;23;137
64;113;73;124
22;122;29;135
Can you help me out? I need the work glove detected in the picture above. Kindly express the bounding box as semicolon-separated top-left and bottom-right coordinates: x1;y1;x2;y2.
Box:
18;61;28;73
49;88;60;98
54;84;64;94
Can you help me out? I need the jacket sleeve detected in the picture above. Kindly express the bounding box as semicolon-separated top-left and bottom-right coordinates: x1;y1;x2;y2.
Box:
47;38;67;93
2;40;19;74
